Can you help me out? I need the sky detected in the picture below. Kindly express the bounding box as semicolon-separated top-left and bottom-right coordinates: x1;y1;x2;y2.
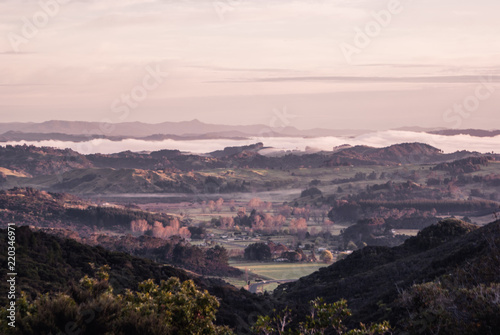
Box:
1;0;500;130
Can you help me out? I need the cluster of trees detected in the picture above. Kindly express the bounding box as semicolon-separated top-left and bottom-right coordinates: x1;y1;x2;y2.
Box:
243;242;322;263
88;233;239;277
232;209;286;233
247;198;274;211
204;176;249;193
433;156;491;175
424;172;500;201
188;226;207;239
426;172;500;188
300;187;323;198
352;171;379;181
200;200;333;242
168;244;239;276
130;219;191;239
201;198;226;213
329;198;498;225
340;218;409;249
244;242;272;261
66;205;173;229
228;201;327;235
324;164;500;215
233;210;307;235
456;173;500;187
342;180;439;203
358;199;498;213
330;171;380;185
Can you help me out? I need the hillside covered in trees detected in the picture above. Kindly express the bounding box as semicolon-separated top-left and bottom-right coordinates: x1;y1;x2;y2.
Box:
273;218;500;334
1;218;499;334
0;227;271;333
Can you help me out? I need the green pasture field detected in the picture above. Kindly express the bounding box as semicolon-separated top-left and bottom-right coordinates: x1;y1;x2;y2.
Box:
229;261;327;280
469;161;500;175
393;229;420;236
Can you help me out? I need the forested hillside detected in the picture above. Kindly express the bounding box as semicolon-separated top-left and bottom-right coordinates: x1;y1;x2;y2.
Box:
273;218;500;334
0;227;272;333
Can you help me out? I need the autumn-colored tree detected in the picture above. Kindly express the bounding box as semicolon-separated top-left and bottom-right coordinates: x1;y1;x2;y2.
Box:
215;198;224;212
278;205;292;218
208;200;216;213
220;216;235;229
248;198;263;209
130;219;149;234
289;218;307;235
178;226;191;239
320;250;334;263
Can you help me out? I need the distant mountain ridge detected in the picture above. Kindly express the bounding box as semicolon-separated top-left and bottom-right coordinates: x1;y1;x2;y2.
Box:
0;120;370;138
428;129;500;137
0;131;250;143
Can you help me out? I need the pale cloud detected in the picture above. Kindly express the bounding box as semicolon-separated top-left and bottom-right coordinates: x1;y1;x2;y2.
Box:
2;131;499;155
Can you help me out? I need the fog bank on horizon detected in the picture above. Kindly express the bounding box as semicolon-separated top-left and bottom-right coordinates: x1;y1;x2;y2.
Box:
2;131;498;156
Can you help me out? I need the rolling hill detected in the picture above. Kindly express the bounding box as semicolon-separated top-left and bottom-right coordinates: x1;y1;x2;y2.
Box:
0;120;370;138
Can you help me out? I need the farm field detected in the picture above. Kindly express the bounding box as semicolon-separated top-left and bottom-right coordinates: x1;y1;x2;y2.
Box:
229;261;327;281
392;229;420;236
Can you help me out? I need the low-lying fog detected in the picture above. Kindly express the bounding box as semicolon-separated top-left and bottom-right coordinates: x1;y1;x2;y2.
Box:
2;131;499;155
